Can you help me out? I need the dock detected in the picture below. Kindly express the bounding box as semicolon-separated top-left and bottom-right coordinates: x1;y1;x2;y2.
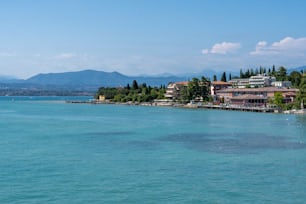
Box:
199;104;276;113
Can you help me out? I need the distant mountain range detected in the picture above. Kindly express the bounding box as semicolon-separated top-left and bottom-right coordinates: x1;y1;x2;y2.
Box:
23;66;306;87
0;70;191;95
25;69;190;88
290;66;306;73
0;66;305;95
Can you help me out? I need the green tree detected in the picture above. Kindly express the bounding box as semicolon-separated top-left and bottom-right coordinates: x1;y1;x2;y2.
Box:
200;76;210;101
213;75;217;81
240;69;244;78
289;71;302;87
245;69;250;78
295;74;306;109
132;80;138;90
179;85;188;102
272;65;276;75
273;92;284;108
251;68;255;76
187;77;210;101
188;78;200;100
220;72;227;82
276;66;287;81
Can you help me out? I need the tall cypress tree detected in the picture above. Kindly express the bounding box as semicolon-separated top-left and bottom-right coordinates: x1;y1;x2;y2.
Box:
272;65;276;75
132;80;138;90
240;69;244;78
221;72;227;82
213;75;217;81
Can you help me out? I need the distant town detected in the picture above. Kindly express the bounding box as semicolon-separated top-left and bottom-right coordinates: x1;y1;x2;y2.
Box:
95;66;306;113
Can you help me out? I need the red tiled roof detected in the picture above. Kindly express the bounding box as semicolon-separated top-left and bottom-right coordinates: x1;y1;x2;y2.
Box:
212;81;231;85
175;81;188;85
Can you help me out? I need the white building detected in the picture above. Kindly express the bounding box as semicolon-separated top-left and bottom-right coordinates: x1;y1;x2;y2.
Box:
228;78;249;88
249;75;276;88
272;81;292;88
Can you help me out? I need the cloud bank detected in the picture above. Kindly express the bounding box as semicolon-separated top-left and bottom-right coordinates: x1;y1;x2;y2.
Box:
202;42;241;54
250;37;306;56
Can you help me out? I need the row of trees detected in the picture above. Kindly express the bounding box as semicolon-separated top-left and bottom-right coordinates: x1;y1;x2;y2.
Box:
96;77;212;104
95;80;166;103
215;66;304;88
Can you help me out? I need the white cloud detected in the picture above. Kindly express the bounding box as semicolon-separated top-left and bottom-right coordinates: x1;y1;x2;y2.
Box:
202;42;241;55
250;37;306;56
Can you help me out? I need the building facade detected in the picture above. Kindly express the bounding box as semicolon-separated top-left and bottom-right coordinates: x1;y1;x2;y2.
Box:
216;87;298;106
272;81;292;88
249;75;276;88
210;81;232;95
164;82;188;100
228;78;250;88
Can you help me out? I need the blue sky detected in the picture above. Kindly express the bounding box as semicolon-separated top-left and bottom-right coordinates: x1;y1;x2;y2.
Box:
1;0;306;78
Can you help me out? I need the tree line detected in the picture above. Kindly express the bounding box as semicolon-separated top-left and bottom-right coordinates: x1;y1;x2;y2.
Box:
95;80;166;103
96;76;212;104
213;65;304;88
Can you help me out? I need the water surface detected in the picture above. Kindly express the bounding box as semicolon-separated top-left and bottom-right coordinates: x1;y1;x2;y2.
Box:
0;97;305;203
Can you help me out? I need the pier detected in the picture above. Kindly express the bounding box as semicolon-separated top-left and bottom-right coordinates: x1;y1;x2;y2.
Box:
199;104;276;113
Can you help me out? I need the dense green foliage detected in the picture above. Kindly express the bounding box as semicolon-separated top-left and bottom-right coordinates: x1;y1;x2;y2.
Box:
96;81;165;103
237;65;304;82
184;76;210;102
273;92;284;108
295;74;306;109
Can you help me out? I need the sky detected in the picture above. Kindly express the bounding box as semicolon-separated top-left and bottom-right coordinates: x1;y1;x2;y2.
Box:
1;0;306;79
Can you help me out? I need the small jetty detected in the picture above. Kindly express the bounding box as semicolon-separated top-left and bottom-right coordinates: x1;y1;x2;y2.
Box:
199;104;276;113
65;99;116;105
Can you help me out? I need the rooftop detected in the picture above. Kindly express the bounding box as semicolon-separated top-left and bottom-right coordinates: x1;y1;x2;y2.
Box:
216;87;299;93
175;81;189;85
212;81;232;85
231;94;267;100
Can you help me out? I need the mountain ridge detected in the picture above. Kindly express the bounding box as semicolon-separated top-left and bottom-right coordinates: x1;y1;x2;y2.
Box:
1;65;305;91
25;69;189;88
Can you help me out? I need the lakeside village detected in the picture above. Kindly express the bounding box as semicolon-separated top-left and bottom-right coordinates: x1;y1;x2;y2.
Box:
88;66;306;114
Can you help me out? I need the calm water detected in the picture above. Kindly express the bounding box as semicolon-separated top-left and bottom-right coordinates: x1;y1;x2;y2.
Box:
0;96;305;203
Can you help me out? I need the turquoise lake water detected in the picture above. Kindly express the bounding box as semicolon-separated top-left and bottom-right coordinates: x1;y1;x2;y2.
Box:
0;96;305;203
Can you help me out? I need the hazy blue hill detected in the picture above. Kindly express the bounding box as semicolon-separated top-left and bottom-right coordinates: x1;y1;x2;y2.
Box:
26;69;187;88
0;75;24;83
289;66;306;73
27;70;128;87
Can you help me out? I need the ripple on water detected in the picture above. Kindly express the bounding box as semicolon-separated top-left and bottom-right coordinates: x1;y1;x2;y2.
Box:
160;132;306;154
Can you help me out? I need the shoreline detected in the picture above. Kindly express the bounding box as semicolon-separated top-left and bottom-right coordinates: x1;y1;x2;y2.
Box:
65;99;306;114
